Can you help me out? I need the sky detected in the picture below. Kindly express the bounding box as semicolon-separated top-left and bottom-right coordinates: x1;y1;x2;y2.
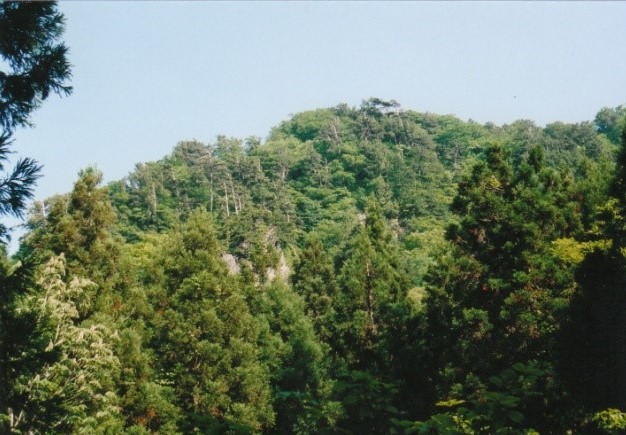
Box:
9;1;626;206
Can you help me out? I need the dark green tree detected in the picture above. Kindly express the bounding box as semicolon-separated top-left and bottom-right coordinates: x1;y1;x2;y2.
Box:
19;168;120;293
0;0;72;240
0;249;41;432
335;200;412;371
558;127;626;417
330;200;418;433
0;2;74;429
251;282;340;434
423;143;583;432
18;168;180;433
149;210;274;432
291;233;338;343
0;1;71;131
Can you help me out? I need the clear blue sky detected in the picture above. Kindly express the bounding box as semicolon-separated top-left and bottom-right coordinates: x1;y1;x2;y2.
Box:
11;1;626;203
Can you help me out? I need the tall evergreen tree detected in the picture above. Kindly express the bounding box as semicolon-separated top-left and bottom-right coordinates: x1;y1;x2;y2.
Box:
291;233;338;344
0;0;71;240
335;200;411;372
558;127;626;416
330;200;418;433
252;282;339;434
17;169;177;433
0;5;76;413
423;143;583;431
20;168;118;279
0;249;41;432
149;210;274;432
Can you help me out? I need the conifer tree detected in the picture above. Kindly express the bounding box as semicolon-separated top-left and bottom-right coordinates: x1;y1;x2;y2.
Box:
20;168;118;281
0;249;41;432
291;233;338;343
253;282;340;434
423;143;582;431
336;199;411;372
330;200;417;432
0;1;72;241
558;127;626;415
18;169;175;433
149;210;274;432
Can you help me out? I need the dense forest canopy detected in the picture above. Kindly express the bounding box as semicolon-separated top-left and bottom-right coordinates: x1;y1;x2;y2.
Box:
2;2;626;434
2;97;625;434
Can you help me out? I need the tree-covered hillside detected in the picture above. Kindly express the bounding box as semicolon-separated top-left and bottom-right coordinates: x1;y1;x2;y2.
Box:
3;97;625;434
108;99;618;288
3;2;626;434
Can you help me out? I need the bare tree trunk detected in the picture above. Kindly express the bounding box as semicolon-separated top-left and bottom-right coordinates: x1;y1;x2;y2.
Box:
222;181;230;217
231;179;238;215
149;182;157;219
209;172;214;213
237;190;243;212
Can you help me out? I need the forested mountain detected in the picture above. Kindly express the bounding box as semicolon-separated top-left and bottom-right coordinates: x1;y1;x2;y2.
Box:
2;2;626;433
1;96;625;434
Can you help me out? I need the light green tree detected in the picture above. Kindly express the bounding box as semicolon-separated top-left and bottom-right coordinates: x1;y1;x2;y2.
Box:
5;256;123;434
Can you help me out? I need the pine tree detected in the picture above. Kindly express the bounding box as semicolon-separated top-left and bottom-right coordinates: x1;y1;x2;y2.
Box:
149;210;274;432
423;143;582;431
291;233;338;344
558;127;626;415
330;200;417;432
0;1;72;241
335;200;411;372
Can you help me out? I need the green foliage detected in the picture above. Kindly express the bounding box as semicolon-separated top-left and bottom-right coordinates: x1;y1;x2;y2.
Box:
0;141;42;240
252;282;338;434
557;133;626;414
0;251;43;433
7;99;626;433
20;168;119;276
592;408;626;434
5;0;621;430
8;256;123;433
333;369;400;434
0;1;74;241
409;362;550;434
148;210;275;432
423;142;592;432
0;1;72;241
334;200;413;371
291;234;338;343
595;105;626;145
0;1;72;131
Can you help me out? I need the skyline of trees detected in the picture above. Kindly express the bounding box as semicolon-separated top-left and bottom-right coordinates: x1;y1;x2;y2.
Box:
1;98;624;433
1;2;626;433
